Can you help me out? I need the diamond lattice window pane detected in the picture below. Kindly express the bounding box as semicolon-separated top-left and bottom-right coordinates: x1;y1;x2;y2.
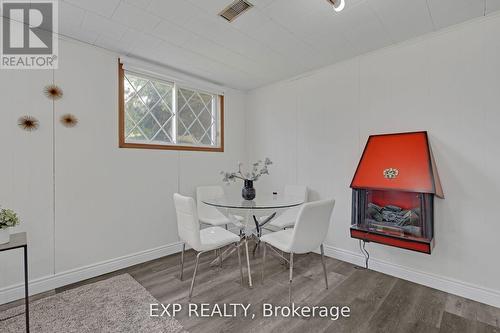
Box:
123;70;220;148
153;81;172;98
138;114;161;140
177;87;215;145
128;128;146;141
198;109;214;130
138;82;161;109
124;71;174;144
177;132;196;145
178;90;196;129
151;101;173;125
126;74;148;94
126;95;148;125
124;78;136;102
189;120;205;141
152;119;174;143
178;108;196;133
152;129;170;143
125;114;136;137
200;133;213;145
200;93;212;105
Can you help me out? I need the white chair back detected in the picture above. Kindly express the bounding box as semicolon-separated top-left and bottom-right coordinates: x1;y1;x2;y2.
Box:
289;199;335;254
173;193;201;251
196;186;227;222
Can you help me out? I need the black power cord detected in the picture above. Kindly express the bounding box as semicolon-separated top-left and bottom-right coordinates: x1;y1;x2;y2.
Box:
355;239;370;270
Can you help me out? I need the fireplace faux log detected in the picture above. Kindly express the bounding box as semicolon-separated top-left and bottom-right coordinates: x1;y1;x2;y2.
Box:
350;132;443;254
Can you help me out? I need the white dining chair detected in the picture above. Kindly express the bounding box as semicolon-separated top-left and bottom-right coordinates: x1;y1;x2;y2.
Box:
197;185;243;229
260;198;335;303
173;193;243;300
267;185;308;230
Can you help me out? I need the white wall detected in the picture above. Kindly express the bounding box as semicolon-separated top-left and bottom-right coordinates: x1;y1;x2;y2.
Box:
0;37;247;303
246;14;500;307
2;11;500;309
0;66;55;298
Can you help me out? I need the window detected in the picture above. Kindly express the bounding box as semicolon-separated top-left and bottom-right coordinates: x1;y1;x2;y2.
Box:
119;63;224;152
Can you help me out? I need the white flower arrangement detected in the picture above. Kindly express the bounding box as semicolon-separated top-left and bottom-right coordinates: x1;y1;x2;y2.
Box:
221;158;273;184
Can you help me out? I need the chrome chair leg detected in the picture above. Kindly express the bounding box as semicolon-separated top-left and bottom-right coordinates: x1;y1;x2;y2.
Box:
244;238;253;287
219;247;223;269
236;242;243;284
289;252;294;304
252;239;261;257
280;250;289;267
189;251;203;301
180;243;185;281
320;244;328;290
262;243;267;282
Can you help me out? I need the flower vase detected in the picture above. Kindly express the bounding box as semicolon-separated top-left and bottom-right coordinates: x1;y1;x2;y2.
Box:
0;228;10;245
242;180;256;200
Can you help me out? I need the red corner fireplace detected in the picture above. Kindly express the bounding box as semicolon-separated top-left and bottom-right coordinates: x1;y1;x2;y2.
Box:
350;131;444;254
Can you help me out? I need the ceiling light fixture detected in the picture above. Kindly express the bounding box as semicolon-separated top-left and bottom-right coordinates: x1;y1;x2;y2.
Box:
327;0;345;12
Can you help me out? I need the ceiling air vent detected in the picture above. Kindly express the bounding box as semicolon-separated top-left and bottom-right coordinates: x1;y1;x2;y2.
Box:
219;0;253;22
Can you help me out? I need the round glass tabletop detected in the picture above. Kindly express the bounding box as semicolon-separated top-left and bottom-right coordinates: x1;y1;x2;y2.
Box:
203;194;304;210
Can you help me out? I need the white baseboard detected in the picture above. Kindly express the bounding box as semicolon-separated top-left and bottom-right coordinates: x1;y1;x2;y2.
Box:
0;241;184;305
322;244;500;309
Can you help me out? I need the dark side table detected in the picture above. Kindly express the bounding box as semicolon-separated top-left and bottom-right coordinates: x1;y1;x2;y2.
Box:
0;232;29;332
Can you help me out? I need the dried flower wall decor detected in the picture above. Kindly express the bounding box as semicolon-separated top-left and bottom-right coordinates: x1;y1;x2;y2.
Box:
18;115;40;132
44;84;63;100
60;114;78;128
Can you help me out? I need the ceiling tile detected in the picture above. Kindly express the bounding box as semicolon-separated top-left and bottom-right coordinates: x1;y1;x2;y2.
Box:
94;35;134;55
59;1;86;30
123;0;154;9
486;0;500;14
241;18;319;68
369;0;434;42
427;0;485;29
120;29;162;51
112;2;161;31
152;19;197;46
250;0;277;8
186;0;231;14
135;41;202;69
148;0;204;25
290;11;358;65
263;0;327;25
334;1;393;55
59;24;100;45
182;35;277;78
64;0;121;18
82;12;128;40
182;14;234;42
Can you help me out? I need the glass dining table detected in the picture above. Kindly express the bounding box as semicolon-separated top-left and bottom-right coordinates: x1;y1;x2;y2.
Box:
203;194;304;287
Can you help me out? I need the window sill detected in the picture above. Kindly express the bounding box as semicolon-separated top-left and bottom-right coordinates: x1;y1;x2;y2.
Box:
119;142;224;152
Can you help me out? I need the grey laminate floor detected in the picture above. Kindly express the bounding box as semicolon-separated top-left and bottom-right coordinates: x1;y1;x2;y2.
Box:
3;243;500;333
